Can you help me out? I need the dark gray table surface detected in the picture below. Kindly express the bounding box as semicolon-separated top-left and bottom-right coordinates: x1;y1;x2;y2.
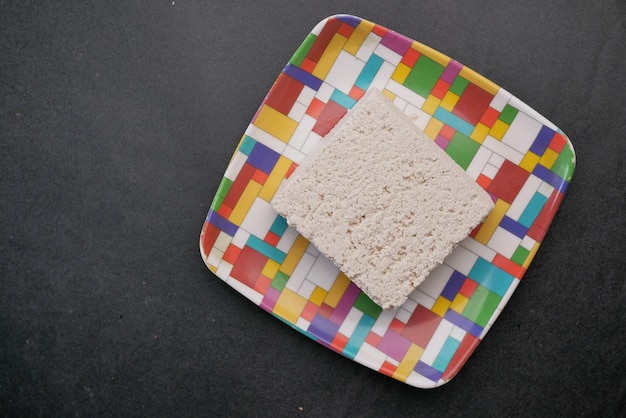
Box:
2;2;625;416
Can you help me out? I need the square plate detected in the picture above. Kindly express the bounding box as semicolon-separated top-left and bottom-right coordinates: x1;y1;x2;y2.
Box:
200;14;575;388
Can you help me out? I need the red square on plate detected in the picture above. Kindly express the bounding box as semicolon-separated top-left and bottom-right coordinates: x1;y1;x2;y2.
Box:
487;160;531;203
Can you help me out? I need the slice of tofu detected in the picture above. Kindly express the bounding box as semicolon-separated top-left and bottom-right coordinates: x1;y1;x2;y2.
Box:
271;90;494;309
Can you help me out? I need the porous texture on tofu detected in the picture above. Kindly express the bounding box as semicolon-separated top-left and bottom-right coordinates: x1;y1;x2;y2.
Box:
271;90;494;309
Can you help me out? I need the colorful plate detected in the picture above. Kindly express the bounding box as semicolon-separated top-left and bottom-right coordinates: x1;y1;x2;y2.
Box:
199;15;575;388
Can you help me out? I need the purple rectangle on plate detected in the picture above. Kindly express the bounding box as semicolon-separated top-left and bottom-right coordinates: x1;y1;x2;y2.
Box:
247;141;280;174
329;282;361;325
441;271;466;300
440;60;463;83
208;210;238;237
529;125;555;156
260;287;281;312
377;328;412;362
337;14;361;27
444;309;483;338
533;164;568;192
380;31;412;55
435;135;450;150
308;314;341;345
500;215;529;239
284;63;323;91
414;361;443;382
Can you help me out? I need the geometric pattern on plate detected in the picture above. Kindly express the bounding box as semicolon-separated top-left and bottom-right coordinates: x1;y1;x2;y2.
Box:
200;14;575;388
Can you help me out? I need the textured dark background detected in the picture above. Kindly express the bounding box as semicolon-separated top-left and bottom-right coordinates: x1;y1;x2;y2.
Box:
1;1;625;416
